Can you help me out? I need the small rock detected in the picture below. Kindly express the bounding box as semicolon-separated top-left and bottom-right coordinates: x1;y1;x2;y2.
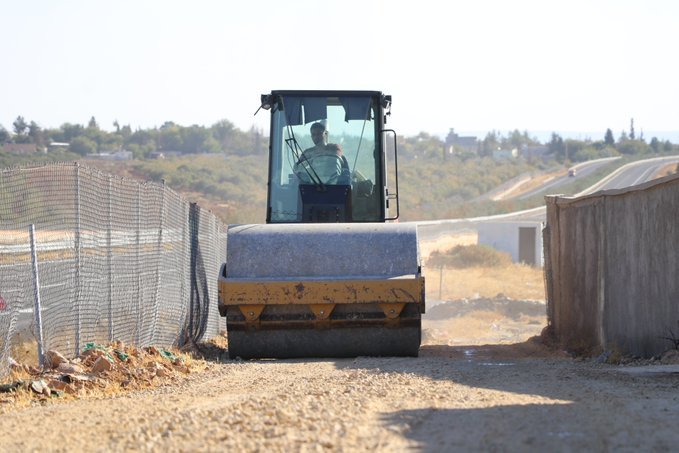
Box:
91;356;113;373
30;380;51;396
80;348;97;359
57;363;84;374
47;380;69;391
45;350;68;369
61;373;90;383
156;367;170;378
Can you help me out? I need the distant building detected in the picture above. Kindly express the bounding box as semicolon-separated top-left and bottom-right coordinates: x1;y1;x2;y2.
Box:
1;143;39;155
86;150;133;161
478;221;544;267
445;128;477;154
492;148;518;159
48;142;70;151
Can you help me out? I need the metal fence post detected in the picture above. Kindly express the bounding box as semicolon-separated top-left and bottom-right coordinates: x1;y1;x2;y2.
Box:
136;182;141;346
107;176;113;341
151;183;165;343
29;224;45;368
178;201;189;346
74;163;81;356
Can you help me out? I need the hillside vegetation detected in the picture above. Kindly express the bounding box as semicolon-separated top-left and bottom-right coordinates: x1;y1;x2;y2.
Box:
82;154;548;223
2;117;677;223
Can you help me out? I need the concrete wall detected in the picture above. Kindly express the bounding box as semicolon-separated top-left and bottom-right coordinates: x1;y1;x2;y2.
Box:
544;173;679;357
478;221;544;267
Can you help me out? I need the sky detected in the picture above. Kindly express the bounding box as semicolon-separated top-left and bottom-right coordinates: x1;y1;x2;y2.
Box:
2;0;679;142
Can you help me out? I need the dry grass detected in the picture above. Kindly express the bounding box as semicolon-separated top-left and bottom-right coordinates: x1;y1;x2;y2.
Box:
428;244;512;268
425;263;545;301
8;336;41;368
421;233;547;346
420;231;545;301
419;232;477;262
493;170;563;200
423;310;546;346
653;163;679;179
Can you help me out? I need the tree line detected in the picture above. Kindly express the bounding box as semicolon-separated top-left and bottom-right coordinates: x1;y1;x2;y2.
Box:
1;116;267;158
397;125;675;163
1;115;675;163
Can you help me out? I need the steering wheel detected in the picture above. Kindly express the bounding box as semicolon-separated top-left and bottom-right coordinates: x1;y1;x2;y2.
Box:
296;152;345;184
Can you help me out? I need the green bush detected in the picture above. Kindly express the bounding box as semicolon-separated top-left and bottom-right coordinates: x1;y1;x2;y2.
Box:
427;244;512;268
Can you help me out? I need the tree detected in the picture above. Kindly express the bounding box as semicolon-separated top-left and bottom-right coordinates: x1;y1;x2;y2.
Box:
480;131;500;157
70;136;97;156
663;140;673;152
650;137;660;153
181;125;218;153
60;123;85;142
120;124;132;140
504;129;539;148
604;128;615;146
212;119;236;150
13;116;28;136
159;125;183;150
88;116;99;130
0;125;9;143
548;132;565;161
629;118;635;140
618;139;649;155
28;121;43;146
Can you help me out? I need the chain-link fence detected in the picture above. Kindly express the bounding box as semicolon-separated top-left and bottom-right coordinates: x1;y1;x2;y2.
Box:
0;162;226;376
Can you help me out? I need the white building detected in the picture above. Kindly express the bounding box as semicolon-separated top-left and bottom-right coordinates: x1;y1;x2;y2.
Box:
477;221;544;267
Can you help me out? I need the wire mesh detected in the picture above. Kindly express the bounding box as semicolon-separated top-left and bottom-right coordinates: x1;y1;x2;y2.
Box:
0;162;226;375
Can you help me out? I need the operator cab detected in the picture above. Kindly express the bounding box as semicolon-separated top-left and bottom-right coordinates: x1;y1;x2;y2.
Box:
259;90;397;223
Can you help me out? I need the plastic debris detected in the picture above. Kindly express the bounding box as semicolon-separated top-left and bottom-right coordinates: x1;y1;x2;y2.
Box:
159;349;182;363
0;380;25;393
83;342;115;363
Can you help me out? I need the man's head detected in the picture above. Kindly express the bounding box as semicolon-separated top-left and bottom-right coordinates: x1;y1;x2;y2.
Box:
310;122;328;146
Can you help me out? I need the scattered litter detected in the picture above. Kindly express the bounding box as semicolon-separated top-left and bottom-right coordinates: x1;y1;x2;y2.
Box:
0;381;24;393
114;349;129;362
159;349;182;363
82;342;115;363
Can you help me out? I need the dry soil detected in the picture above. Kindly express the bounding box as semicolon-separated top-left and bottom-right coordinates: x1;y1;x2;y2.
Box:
2;235;678;451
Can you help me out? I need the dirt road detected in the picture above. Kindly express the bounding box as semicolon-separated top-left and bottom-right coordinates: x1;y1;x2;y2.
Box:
2;235;676;451
2;327;678;451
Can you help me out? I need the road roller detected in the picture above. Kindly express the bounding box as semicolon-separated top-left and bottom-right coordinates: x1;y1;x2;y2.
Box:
218;90;425;358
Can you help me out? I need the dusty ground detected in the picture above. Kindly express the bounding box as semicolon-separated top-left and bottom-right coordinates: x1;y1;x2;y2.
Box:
2;335;679;452
654;162;679;179
2;235;679;451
